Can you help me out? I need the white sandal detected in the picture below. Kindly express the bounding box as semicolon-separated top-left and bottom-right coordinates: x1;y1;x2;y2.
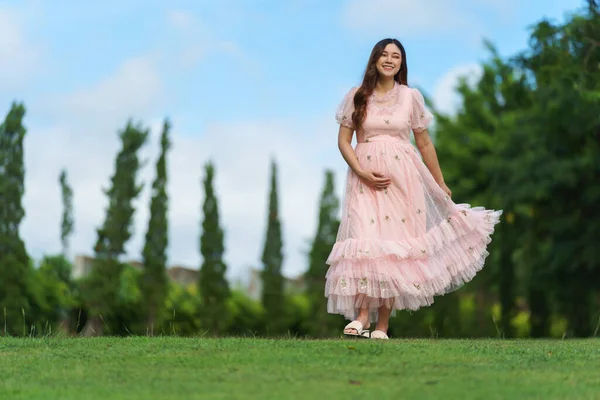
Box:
370;330;389;340
343;321;370;338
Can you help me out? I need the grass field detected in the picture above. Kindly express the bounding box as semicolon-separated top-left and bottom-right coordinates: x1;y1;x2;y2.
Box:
1;337;599;399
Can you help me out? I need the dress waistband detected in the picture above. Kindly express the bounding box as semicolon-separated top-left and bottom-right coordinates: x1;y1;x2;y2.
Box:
357;135;409;144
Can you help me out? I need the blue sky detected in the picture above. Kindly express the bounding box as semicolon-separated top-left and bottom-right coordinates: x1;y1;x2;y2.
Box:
0;0;584;282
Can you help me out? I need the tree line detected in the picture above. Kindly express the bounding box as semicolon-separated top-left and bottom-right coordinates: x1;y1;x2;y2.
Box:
0;2;598;338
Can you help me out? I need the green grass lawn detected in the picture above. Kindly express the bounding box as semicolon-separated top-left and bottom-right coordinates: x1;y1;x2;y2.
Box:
1;337;598;399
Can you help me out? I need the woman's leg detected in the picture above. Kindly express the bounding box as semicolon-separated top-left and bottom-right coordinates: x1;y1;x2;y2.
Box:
375;304;392;334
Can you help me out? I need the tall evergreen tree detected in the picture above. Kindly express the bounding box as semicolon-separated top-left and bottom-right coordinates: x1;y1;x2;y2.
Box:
141;119;171;334
305;170;343;337
82;121;148;336
433;44;531;337
434;3;600;337
261;160;285;334
198;161;230;335
59;169;74;258
0;103;32;336
505;4;600;336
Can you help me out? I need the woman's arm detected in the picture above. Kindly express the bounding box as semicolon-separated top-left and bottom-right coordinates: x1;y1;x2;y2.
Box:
337;126;363;176
414;128;452;197
338;126;390;190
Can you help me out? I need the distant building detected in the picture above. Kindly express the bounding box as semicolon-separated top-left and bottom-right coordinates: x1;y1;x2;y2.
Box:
73;255;305;296
246;267;306;301
72;255;96;280
167;265;198;287
72;254;198;286
127;260;145;271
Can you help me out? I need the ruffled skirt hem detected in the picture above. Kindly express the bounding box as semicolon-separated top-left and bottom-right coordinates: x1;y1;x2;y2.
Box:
325;206;502;321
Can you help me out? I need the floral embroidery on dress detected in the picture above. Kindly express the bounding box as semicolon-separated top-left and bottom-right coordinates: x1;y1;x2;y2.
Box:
359;278;368;290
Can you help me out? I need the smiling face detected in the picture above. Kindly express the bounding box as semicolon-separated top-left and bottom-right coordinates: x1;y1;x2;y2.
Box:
354;38;409;129
376;43;402;78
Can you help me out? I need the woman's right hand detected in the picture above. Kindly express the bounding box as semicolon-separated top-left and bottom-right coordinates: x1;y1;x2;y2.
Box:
358;170;391;191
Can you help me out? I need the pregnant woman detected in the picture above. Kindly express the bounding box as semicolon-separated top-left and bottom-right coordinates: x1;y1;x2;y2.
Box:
325;38;502;340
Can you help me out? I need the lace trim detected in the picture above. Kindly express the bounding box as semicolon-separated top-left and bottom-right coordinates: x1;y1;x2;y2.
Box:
368;82;403;112
369;82;401;103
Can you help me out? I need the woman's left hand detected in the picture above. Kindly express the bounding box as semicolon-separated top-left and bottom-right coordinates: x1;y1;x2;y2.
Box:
438;181;452;198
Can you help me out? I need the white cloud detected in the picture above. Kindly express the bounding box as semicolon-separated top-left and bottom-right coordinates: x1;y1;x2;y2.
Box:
342;0;516;38
342;0;469;36
432;63;482;115
166;9;210;68
180;47;205;68
0;6;40;89
21;54;345;281
22;55;166;269
48;57;164;123
167;10;195;30
165;9;253;70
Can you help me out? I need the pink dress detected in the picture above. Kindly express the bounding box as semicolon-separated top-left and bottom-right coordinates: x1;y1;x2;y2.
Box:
325;82;502;322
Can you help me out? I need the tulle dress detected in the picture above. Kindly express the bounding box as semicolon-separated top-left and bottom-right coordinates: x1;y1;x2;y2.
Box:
325;82;502;322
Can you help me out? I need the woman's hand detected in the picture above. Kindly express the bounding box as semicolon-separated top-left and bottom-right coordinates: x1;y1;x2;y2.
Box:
438;181;452;198
358;170;391;191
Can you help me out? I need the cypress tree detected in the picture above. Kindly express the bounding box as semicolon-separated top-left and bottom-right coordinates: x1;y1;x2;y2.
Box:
82;121;148;336
305;170;342;337
0;103;32;335
198;161;230;335
141;119;171;334
261;160;285;334
59;169;74;258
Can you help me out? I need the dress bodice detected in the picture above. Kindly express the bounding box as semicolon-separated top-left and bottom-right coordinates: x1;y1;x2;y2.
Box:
335;82;433;143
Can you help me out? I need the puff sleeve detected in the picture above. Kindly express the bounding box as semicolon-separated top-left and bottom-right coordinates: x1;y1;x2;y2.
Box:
335;87;358;129
410;88;434;132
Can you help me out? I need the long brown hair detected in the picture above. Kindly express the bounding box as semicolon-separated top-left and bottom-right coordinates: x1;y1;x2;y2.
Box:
352;38;408;130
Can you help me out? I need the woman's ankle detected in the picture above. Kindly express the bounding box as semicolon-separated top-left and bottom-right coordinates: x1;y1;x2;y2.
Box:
356;311;370;326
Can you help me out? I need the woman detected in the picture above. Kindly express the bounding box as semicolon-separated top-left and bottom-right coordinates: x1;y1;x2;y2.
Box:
325;38;502;340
